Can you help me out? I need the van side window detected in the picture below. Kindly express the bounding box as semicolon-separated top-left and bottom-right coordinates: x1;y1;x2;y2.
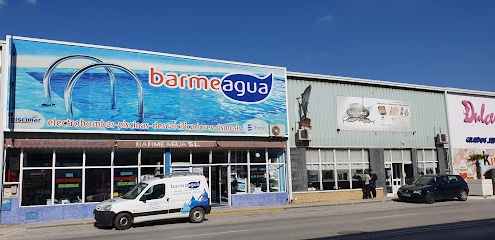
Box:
145;184;165;200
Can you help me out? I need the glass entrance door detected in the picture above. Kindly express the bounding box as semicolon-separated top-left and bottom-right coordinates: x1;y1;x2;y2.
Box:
391;163;403;195
211;165;229;206
385;163;404;196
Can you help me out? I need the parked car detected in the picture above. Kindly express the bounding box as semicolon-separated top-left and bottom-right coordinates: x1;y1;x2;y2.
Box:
397;174;469;204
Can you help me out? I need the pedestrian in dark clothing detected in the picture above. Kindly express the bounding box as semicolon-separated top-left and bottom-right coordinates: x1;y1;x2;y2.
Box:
362;169;371;199
369;169;378;199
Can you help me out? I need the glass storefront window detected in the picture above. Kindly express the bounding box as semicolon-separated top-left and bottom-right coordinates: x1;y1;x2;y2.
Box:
85;168;111;202
171;149;190;163
192;148;210;164
307;150;319;163
5;148;20;182
250;165;266;193
17;146;285;206
268;164;281;192
24;149;53;167
141;166;163;176
306;149;369;191
307;164;319;190
114;168;138;197
86;149;111;166
114;149;138;166
231;149;247;163
267;149;285;192
351;163;363;189
55;149;83;167
337;163;349;189
268;149;284;163
141;149;164;175
212;150;228;163
350;150;362;162
55;169;82;204
321;150;334;163
250;149;265;163
335;150;348;162
391;150;402;162
322;164;334;190
426;162;436;174
141;149;164;165
231;165;247;194
22;169;52;206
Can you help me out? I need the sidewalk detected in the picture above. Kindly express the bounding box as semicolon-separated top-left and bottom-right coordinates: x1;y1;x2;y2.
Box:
0;195;492;236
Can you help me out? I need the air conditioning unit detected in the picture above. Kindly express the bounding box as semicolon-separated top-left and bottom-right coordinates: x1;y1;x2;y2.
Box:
437;133;448;144
269;125;285;137
297;129;312;141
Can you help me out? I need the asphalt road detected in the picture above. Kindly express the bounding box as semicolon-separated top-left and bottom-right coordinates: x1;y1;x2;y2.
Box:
5;198;495;240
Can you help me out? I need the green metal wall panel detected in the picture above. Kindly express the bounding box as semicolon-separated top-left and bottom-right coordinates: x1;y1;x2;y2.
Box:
288;76;448;149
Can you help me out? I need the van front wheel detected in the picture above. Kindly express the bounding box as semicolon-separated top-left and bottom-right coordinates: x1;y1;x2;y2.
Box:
114;213;133;230
189;207;205;223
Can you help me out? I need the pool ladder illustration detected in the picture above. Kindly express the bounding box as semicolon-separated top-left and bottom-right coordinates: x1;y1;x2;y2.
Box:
42;54;144;122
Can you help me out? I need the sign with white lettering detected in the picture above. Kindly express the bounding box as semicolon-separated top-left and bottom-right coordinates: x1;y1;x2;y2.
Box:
4;36;287;137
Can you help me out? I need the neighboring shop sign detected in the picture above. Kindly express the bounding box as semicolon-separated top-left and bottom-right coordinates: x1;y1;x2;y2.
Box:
4;36;287;137
446;94;495;149
336;96;412;132
447;94;495;179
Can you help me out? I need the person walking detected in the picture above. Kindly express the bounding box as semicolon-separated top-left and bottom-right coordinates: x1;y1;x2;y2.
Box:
369;169;378;199
362;169;371;199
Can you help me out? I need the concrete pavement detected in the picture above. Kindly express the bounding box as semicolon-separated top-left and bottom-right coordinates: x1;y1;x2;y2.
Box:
0;195;492;236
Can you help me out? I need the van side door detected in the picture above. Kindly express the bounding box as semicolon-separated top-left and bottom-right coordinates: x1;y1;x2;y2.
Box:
134;183;168;223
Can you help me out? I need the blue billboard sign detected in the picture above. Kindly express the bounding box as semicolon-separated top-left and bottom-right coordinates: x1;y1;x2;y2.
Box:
3;36;287;136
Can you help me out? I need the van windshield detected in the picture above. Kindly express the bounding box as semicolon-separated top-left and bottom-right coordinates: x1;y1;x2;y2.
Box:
122;182;148;199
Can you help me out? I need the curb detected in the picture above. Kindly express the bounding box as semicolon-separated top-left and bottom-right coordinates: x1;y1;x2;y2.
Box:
0;225;25;235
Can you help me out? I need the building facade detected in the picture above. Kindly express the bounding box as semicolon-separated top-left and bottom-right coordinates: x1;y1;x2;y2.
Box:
0;36;289;224
286;73;450;202
446;92;495;196
1;36;495;224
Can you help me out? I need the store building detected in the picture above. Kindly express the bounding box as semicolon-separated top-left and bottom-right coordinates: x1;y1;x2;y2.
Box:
2;35;495;224
285;73;452;203
446;92;495;196
0;36;289;224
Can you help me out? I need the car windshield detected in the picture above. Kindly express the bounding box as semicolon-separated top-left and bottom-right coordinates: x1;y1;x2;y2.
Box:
413;176;436;185
122;182;148;199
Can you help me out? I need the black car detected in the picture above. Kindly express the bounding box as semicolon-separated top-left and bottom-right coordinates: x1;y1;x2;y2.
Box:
397;174;469;204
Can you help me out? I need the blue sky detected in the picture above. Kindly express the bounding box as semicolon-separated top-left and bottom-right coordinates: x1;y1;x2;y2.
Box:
1;0;494;92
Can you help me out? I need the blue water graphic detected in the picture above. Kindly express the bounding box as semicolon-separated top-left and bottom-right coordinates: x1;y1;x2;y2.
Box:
16;67;287;134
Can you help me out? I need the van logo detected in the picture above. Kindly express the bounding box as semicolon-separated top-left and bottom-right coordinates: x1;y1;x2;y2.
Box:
188;181;200;189
221;73;272;103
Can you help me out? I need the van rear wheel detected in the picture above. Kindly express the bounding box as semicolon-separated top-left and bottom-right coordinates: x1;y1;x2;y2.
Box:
189;207;205;223
114;213;133;230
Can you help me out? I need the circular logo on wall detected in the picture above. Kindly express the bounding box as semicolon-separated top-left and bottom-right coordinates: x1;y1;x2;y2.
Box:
11;109;46;129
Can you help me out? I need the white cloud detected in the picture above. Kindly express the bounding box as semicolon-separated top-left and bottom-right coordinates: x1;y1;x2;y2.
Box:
317;15;333;23
0;0;37;9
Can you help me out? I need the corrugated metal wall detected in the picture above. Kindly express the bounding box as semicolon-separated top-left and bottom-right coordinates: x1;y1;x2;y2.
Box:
287;76;448;149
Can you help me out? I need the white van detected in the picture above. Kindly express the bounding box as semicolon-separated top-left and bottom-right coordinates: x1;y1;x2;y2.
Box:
94;173;211;230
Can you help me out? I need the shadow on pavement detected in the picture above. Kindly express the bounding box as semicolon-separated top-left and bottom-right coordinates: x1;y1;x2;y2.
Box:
306;218;495;240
